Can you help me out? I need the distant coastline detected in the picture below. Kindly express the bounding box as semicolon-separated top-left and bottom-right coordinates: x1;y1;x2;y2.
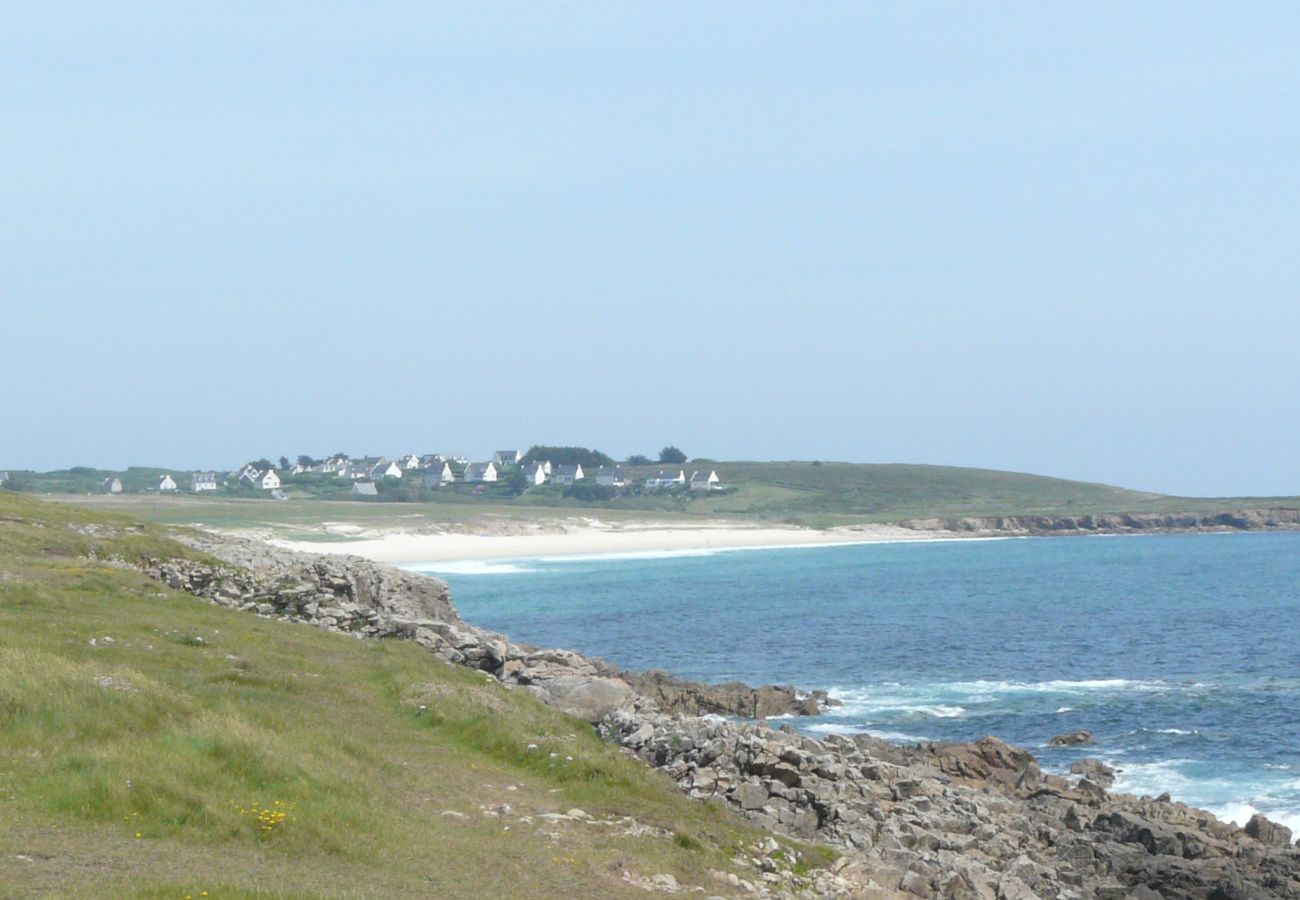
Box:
261;507;1300;564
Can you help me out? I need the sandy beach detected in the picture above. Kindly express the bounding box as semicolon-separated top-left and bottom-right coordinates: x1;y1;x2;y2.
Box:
265;520;950;564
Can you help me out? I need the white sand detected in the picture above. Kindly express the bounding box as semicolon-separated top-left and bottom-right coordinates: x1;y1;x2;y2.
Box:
266;521;951;564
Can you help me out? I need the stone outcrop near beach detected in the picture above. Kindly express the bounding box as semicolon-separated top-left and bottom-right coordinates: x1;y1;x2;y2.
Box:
899;508;1300;537
135;530;1300;898
601;702;1300;898
141;531;828;722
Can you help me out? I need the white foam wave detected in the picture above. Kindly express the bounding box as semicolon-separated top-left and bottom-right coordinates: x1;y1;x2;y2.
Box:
1206;802;1300;835
410;560;537;575
805;723;927;743
952;678;1176;694
899;705;965;718
1056;707;1074;713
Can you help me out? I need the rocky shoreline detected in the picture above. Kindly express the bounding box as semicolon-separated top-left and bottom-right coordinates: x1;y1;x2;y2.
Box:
128;529;1300;898
895;508;1300;538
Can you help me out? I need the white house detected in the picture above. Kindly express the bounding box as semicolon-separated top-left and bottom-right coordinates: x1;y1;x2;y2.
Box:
690;469;720;491
191;472;218;492
400;454;421;470
321;456;348;474
645;469;686;489
157;474;178;492
234;463;261;483
352;481;378;497
464;462;498;483
371;460;404;480
493;450;522;466
251;470;280;490
0;471;9;486
422;462;456;487
595;466;625;487
522;462;549;486
551;464;584;486
101;477;123;494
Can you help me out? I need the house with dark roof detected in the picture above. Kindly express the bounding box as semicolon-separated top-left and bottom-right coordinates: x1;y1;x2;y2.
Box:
464;462;498;483
157;474;178;492
422;462;456;487
644;469;685;489
522;462;549;486
101;477;123;494
551;464;584;486
690;469;720;491
352;481;378;497
371;460;404;480
250;470;280;491
595;466;625;487
493;450;522;466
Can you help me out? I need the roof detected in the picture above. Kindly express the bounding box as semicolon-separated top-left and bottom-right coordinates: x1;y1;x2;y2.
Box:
690;469;717;482
353;481;378;495
597;466;624;477
495;450;520;459
465;462;493;477
553;464;582;477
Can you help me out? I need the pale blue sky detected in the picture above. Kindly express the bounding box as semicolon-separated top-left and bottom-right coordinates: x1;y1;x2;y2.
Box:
4;3;1298;496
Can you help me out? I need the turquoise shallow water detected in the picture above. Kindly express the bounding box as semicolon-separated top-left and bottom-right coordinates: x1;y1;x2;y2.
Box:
408;532;1300;830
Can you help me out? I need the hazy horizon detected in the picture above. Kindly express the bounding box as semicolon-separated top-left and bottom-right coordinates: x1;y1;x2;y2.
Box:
5;4;1299;496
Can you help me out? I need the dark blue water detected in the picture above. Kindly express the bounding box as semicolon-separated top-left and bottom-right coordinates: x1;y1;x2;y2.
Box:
409;532;1300;829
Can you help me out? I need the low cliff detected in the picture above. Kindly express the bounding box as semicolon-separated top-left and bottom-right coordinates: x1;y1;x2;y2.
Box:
900;508;1300;537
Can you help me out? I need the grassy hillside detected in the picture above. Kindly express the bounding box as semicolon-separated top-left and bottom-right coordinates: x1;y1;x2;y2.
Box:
0;493;819;897
54;461;1300;532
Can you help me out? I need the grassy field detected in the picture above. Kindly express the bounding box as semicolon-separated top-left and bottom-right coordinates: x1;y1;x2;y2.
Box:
0;493;822;898
46;460;1300;534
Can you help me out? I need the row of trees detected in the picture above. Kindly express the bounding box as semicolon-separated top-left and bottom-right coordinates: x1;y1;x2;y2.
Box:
521;445;689;467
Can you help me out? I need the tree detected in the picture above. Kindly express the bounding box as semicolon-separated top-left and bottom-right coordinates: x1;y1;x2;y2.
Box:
658;446;687;464
253;458;273;472
278;456;291;471
297;454;318;468
625;454;652;465
520;445;614;467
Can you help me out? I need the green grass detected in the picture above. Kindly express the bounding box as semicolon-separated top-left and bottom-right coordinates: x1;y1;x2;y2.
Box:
49;460;1300;534
0;493;805;897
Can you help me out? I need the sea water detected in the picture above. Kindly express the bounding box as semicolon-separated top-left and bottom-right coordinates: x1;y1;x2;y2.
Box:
407;532;1300;831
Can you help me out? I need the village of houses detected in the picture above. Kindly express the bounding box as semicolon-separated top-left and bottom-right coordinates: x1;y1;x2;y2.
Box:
96;451;723;500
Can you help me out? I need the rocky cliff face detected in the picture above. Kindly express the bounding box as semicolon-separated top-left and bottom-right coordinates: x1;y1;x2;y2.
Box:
900;508;1300;537
146;532;828;722
136;531;1300;899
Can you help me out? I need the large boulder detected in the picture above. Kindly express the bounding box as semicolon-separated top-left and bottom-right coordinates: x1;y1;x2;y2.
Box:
526;675;634;722
1050;730;1096;747
1071;757;1117;788
1243;813;1293;846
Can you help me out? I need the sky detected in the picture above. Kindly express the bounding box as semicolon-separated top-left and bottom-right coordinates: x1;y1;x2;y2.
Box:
3;3;1298;496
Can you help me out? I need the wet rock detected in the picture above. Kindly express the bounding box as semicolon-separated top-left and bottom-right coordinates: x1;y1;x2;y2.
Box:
1050;730;1096;747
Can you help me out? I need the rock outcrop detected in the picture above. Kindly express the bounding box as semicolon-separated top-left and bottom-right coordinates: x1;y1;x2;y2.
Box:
138;531;830;722
601;701;1300;898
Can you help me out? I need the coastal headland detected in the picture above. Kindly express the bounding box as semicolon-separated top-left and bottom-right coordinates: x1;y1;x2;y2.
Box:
7;490;1300;896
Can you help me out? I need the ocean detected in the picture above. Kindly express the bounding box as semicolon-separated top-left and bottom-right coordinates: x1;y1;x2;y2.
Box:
407;531;1300;832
